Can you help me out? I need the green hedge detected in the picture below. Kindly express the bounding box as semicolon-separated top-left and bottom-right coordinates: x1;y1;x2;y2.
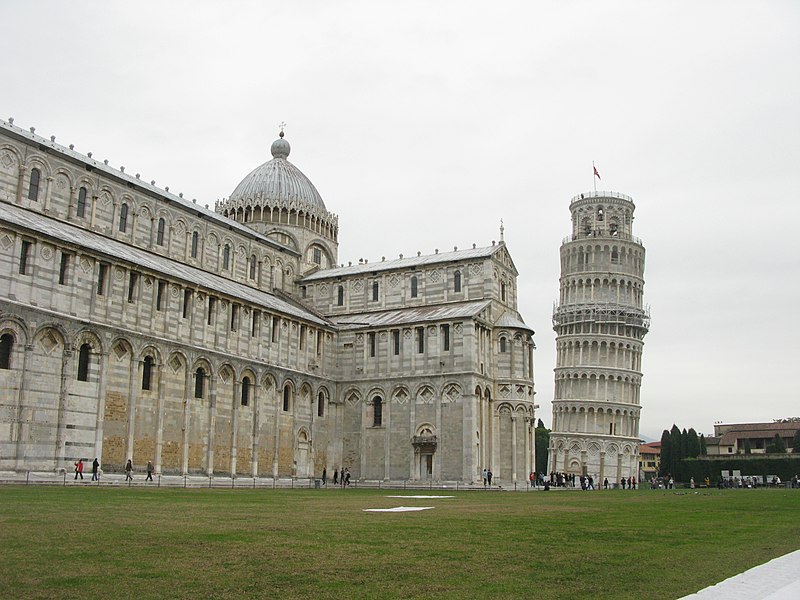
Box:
679;456;800;483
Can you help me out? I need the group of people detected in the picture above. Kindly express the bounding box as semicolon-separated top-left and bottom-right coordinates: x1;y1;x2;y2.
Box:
330;467;351;487
73;458;100;481
482;468;494;487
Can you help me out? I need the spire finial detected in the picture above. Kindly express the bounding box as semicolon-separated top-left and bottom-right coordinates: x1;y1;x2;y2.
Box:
279;121;286;138
500;218;505;242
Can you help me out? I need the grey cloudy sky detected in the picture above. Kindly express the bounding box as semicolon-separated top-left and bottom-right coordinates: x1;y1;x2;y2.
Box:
3;1;798;440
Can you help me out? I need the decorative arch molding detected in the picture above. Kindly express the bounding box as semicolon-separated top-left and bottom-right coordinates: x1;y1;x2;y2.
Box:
74;328;105;355
0;315;30;346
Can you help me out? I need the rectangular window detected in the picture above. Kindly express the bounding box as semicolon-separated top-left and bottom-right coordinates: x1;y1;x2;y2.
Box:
207;297;216;325
156;280;166;311
368;332;376;357
441;324;450;352
393;330;400;355
372;281;379;302
300;325;306;349
58;252;70;285
313;247;321;265
251;310;259;337
317;330;323;355
97;263;107;295
416;327;424;354
272;317;279;343
183;289;192;319
127;272;138;303
230;304;238;331
19;240;32;275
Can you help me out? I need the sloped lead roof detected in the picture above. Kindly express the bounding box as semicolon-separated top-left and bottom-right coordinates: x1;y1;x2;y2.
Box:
332;300;492;330
302;244;505;281
0;119;298;256
495;311;534;333
0;201;329;327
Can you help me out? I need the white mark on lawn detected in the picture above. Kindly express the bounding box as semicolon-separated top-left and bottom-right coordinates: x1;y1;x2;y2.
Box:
363;506;435;512
385;495;454;499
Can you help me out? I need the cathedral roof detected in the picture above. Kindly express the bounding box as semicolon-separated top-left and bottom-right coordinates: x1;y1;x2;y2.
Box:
0;201;329;327
228;132;327;211
301;244;505;281
332;300;492;329
494;312;534;333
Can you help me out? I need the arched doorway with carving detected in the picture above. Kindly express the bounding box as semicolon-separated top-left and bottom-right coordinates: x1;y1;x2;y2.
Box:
412;424;436;480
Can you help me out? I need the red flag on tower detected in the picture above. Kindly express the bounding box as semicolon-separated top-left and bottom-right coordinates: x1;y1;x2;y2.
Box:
593;165;601;180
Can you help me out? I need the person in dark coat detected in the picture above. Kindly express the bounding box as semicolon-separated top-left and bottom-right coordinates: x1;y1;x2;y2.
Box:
91;458;100;481
125;459;133;481
333;468;339;485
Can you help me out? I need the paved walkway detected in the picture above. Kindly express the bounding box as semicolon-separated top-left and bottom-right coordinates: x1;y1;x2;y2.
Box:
681;549;800;599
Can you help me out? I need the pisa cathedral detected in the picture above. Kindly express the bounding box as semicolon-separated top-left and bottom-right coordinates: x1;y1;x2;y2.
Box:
0;118;537;484
548;191;649;482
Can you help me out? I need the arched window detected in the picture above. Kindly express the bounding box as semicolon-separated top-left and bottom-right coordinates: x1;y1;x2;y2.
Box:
597;207;604;222
28;168;40;201
249;255;257;280
223;245;230;270
373;397;383;427
410;276;418;298
241;376;250;406
611;249;619;263
0;333;13;369
119;203;129;232
194;367;205;399
312;247;321;265
77;343;91;381
190;231;199;258
157;218;165;246
501;282;507;302
454;270;462;293
77;187;88;218
317;392;325;417
372;281;379;302
499;337;507;353
337;285;344;306
283;385;291;412
142;355;154;390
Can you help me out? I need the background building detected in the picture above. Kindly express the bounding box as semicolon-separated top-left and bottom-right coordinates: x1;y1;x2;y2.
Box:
705;421;799;455
548;191;649;482
0;119;536;484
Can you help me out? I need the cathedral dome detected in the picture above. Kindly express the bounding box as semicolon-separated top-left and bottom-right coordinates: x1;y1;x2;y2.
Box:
228;132;326;211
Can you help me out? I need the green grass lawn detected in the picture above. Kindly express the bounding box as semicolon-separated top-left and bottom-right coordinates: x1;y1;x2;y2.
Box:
0;486;798;599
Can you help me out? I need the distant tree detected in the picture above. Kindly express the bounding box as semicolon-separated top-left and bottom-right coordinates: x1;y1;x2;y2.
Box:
659;429;671;477
699;434;707;456
670;425;682;480
681;428;690;461
767;433;787;454
686;428;701;458
535;425;550;474
743;439;752;455
793;429;800;453
537;418;545;429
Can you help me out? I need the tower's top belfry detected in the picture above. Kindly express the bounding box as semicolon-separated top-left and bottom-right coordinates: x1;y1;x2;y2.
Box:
567;190;637;241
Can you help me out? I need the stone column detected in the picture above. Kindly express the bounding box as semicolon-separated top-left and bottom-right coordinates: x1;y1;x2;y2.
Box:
14;343;34;471
54;347;74;469
231;381;239;477
67;186;77;219
125;359;140;464
181;368;192;475
251;383;260;478
511;414;518;484
93;351;110;462
154;364;166;474
206;375;217;475
383;396;391;481
15;165;24;203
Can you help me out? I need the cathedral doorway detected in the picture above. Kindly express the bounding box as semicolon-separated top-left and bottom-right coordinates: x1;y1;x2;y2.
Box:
420;454;433;479
296;430;310;478
412;424;437;480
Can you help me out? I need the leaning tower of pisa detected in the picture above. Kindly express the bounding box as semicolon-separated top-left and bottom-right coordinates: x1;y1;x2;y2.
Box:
548;191;649;484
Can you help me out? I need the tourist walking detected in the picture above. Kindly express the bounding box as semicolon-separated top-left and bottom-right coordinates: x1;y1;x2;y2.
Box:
487;469;493;487
603;477;609;490
125;459;133;481
74;458;84;480
344;468;351;487
322;468;327;486
146;460;154;481
483;468;488;487
91;457;99;481
333;468;339;485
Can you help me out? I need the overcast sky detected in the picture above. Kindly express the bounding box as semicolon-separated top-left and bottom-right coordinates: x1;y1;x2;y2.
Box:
3;1;798;440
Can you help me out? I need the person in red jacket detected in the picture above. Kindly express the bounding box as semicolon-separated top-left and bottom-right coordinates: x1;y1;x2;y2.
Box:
74;458;84;480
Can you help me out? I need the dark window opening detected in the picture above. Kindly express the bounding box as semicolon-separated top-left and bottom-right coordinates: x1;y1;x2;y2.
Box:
119;203;128;233
194;368;205;398
0;333;13;369
241;377;250;406
127;272;138;303
97;263;107;296
442;324;450;351
76;187;87;217
500;337;507;353
230;304;238;331
58;253;70;285
454;270;461;293
207;297;216;325
416;327;424;354
317;392;325;417
183;289;192;319
337;285;344;306
283;386;291;412
373;397;383;427
142;356;154;390
28;168;40;201
222;245;230;270
300;325;306;349
77;343;91;381
372;281;379;302
411;276;418;298
272;317;279;343
368;332;376;357
393;330;400;355
156;280;166;311
249;255;257;279
251;310;259;337
313;247;321;265
19;240;32;275
157;218;165;246
191;232;198;258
